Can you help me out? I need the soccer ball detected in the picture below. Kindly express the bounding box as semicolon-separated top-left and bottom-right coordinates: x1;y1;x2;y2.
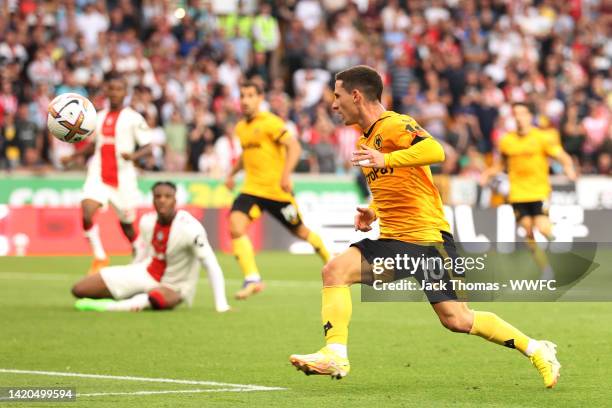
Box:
47;93;97;143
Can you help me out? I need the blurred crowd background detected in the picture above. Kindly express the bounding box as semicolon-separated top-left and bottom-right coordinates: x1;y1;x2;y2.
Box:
0;0;610;177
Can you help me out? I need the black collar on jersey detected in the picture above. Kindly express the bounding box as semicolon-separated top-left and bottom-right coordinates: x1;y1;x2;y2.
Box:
363;113;392;138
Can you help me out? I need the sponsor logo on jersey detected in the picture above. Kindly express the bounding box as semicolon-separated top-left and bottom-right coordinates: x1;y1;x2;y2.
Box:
365;167;394;183
242;142;262;149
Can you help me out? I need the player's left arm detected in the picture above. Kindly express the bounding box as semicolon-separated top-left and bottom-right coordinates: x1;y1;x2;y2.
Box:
192;226;230;312
352;121;445;169
276;128;301;193
123;143;153;162
546;143;577;182
122;113;153;162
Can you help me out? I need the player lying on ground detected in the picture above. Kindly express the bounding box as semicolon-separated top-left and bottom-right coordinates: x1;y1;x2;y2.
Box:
224;81;330;300
481;102;576;278
71;181;230;312
289;65;561;388
62;72;153;275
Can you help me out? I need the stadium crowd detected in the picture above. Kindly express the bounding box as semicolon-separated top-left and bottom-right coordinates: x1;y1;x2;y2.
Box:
0;0;610;176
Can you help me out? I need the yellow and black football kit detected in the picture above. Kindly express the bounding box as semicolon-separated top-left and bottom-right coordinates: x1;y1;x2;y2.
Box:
230;110;330;289
499;127;562;221
313;114;554;380
231;111;303;230
349;111;457;302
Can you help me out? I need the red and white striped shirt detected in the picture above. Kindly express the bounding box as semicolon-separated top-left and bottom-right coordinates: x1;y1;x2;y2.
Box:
88;107;151;188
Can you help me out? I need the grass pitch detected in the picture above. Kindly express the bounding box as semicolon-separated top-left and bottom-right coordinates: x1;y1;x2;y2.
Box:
1;253;611;407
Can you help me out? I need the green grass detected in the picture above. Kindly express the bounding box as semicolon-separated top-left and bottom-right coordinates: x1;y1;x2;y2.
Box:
1;253;611;407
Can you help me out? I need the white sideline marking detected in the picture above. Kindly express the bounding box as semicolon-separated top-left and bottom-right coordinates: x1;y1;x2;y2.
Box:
0;369;286;393
79;388;253;396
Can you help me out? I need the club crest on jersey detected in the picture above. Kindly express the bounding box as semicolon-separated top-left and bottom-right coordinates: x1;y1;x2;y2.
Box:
194;235;205;247
374;134;383;150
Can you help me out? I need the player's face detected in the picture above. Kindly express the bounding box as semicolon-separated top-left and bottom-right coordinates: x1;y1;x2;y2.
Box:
153;185;177;219
240;86;263;117
332;80;359;126
512;105;532;132
106;79;127;109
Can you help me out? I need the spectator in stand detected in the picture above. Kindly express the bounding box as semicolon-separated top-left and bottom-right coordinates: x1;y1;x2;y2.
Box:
56;71;88;97
582;103;611;166
164;109;188;172
144;112;166;171
188;113;214;171
1;113;19;170
311;130;336;174
0;80;17;126
14;103;42;167
252;3;280;67
293;66;331;109
214;122;242;177
198;144;223;178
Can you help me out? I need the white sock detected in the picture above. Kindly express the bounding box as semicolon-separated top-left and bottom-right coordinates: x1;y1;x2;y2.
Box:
524;339;540;357
540;265;554;281
201;244;231;312
327;343;348;359
85;224;107;260
244;273;261;282
105;293;151;312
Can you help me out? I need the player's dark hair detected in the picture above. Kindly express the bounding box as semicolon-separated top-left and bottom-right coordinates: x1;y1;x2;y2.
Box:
152;181;177;192
104;71;126;86
240;80;263;95
335;65;383;102
511;101;536;115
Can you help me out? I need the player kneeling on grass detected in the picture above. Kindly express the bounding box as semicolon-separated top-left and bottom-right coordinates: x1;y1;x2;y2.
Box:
71;181;230;312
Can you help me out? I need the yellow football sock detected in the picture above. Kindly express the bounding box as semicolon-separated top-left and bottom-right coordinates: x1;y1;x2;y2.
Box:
526;239;550;272
470;311;531;354
322;286;352;345
306;231;330;263
232;236;259;280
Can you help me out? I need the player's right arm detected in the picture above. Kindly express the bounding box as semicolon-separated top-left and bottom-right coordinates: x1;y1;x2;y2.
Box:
132;214;152;263
224;156;243;190
480;154;506;186
60;139;96;167
354;205;377;232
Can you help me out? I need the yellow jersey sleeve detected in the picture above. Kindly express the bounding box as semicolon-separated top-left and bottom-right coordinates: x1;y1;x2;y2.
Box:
380;115;443;167
540;130;563;158
384;137;445;167
266;114;289;143
388;115;434;149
